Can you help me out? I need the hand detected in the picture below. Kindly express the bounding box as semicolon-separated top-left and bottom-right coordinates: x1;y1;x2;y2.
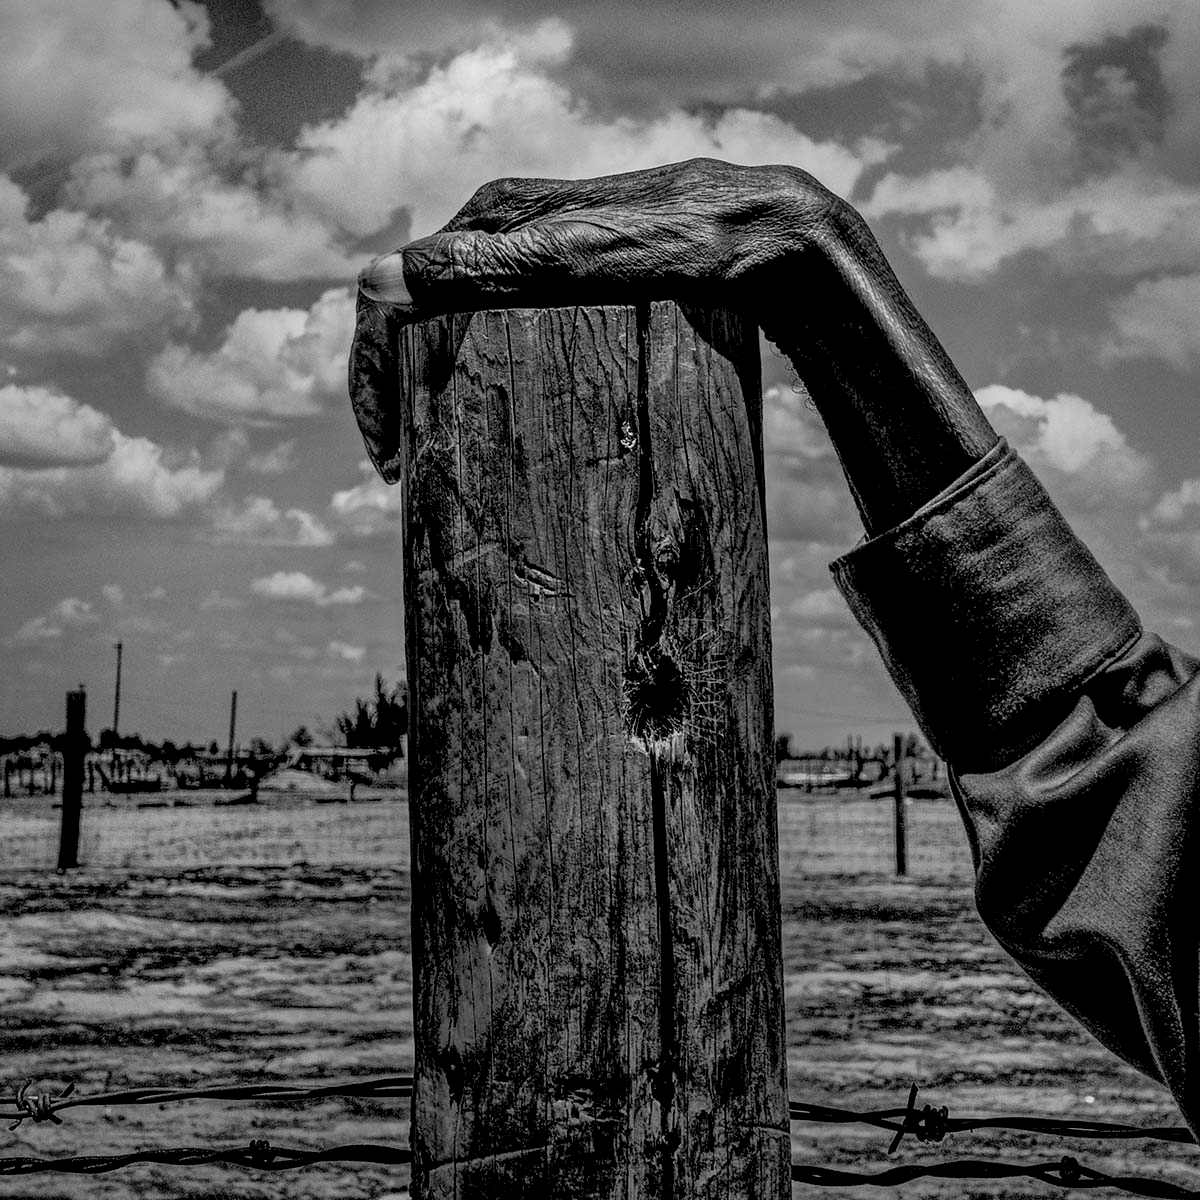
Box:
348;158;849;481
355;157;847;316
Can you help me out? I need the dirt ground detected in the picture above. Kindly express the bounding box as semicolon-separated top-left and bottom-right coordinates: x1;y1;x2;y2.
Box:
0;790;1196;1198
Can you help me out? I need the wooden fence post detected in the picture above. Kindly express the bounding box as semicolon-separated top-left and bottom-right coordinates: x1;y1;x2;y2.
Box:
58;689;86;871
400;303;789;1199
893;732;908;877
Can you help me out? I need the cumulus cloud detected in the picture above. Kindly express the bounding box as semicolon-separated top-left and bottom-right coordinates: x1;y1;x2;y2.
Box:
854;7;1200;281
0;176;192;355
0;383;116;466
208;496;334;546
330;461;403;540
327;639;366;662
246;440;298;475
66;143;359;282
1103;272;1200;369
279;27;877;240
975;384;1152;507
9;596;100;645
0;0;230;169
251;571;366;605
147;288;355;422
865;166;1200;280
760;385;859;546
0;430;223;519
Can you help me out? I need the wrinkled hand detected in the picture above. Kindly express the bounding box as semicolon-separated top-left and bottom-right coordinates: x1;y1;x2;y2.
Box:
348;158;849;478
357;157;845;313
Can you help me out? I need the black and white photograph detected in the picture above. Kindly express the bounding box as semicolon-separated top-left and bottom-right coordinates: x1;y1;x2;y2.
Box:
3;2;1200;1196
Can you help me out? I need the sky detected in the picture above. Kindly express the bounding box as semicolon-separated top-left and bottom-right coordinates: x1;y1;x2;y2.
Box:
5;0;1200;751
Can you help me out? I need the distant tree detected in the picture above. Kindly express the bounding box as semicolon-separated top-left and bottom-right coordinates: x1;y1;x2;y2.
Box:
773;733;793;763
248;736;276;758
335;674;408;754
287;724;314;748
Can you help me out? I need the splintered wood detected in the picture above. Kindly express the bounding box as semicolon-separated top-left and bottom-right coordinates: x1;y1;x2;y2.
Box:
400;302;788;1199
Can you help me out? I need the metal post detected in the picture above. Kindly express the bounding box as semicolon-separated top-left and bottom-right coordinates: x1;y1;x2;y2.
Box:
225;690;237;781
58;689;86;871
893;732;908;876
112;640;122;736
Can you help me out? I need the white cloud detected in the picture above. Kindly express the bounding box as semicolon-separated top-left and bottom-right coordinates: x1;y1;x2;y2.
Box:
66;143;359;282
0;430;223;519
251;571;366;606
975;384;1152;507
209;496;334;547
147;287;355;422
247;440;298;475
9;595;100;645
0;0;231;169
1103;272;1200;369
0;383;116;466
279;28;876;240
1146;478;1200;527
761;385;858;546
865;167;1200;280
0;176;192;355
327;639;366;662
330;461;403;539
101;585;124;606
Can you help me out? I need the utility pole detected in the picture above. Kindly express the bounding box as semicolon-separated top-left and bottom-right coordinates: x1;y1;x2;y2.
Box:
112;641;123;736
225;690;238;782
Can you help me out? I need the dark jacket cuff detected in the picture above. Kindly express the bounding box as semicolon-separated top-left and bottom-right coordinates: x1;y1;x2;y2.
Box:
830;440;1141;770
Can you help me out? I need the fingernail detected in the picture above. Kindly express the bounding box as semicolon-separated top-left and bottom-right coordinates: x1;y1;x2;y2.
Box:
359;251;412;305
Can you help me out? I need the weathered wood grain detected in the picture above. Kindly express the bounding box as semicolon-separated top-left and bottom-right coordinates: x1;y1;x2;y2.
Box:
400;302;788;1199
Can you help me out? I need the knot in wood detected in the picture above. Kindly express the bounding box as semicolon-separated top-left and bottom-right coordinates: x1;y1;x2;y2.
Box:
624;647;688;749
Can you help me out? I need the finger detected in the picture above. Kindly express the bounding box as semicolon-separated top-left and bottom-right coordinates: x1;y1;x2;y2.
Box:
347;291;405;482
362;220;698;316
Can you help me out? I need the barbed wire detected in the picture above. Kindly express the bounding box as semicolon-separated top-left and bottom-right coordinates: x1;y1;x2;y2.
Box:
0;1141;410;1176
3;1074;1193;1150
795;1084;1197;1151
0;1141;1197;1196
2;1075;415;1131
791;1156;1200;1197
4;1075;1198;1195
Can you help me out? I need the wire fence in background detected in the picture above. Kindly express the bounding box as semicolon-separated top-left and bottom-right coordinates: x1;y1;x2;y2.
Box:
777;792;973;878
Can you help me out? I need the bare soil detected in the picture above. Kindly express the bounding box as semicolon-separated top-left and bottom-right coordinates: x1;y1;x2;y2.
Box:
0;790;1195;1198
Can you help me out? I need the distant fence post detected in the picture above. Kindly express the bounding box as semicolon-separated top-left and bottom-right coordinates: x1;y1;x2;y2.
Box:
893;732;908;876
57;689;86;871
400;303;789;1198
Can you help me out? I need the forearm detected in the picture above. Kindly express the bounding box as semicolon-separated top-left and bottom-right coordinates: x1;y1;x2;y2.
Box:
760;199;998;535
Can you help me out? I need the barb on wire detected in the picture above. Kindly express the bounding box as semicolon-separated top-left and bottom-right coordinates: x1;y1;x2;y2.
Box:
0;1141;412;1176
793;1155;1200;1198
1;1075;414;1130
790;1084;1196;1148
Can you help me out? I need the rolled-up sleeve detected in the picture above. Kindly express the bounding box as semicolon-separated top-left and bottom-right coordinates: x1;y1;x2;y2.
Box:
831;438;1200;1135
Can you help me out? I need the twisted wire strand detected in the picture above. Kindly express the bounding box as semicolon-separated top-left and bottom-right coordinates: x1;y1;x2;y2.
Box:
2;1075;1193;1148
0;1143;1197;1196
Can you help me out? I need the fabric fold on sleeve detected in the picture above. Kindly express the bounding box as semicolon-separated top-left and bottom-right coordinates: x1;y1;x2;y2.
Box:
348;291;405;485
830;439;1141;772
